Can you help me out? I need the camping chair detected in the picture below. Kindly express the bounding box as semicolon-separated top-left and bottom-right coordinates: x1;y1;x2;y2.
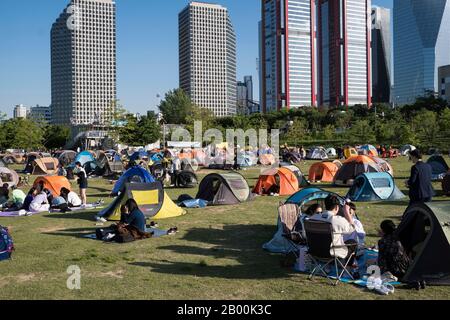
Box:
303;220;357;286
278;202;303;258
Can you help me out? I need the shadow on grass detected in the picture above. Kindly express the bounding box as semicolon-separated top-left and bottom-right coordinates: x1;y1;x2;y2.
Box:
44;227;97;239
130;224;295;280
43;212;96;221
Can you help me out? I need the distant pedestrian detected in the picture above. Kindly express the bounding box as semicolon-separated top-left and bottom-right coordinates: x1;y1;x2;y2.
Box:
74;162;88;206
405;150;434;205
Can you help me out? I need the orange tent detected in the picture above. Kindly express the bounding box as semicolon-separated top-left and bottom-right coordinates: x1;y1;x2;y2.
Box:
309;162;340;183
334;155;389;186
33;176;72;197
253;167;299;196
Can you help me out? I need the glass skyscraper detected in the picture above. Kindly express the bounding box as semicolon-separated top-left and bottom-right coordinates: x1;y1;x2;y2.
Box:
394;0;450;105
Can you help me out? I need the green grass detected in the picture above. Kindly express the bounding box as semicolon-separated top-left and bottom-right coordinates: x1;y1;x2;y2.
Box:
0;156;449;300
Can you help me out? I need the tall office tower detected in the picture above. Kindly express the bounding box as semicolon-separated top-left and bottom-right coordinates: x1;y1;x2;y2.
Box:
260;0;316;113
394;0;450;105
13;104;28;119
318;0;372;107
51;0;116;126
237;76;254;114
372;6;391;103
179;2;237;117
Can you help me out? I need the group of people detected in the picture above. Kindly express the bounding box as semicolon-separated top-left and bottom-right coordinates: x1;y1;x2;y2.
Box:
295;194;411;281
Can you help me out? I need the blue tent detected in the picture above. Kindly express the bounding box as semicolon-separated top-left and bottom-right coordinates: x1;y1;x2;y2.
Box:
130;150;149;162
346;172;405;202
263;187;342;254
112;166;155;195
70;151;95;168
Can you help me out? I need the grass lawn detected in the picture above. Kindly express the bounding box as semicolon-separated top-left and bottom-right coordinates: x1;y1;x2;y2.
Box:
0;156;449;300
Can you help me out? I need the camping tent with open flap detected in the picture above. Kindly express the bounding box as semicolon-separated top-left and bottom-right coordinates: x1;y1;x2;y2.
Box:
253;167;299;196
28;157;60;175
0;167;19;188
359;145;379;157
396;202;450;285
282;165;309;188
325;148;337;158
400;145;416;156
263;187;343;253
334;155;391;186
33;176;71;197
196;172;253;205
308;161;340;183
111;166;155;196
427;155;449;181
58;150;77;167
344;146;358;159
72;151;96;168
346;172;406;202
306;147;328;160
98;182;186;221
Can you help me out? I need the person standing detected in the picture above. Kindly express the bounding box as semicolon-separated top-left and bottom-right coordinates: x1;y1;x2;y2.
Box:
405;150;434;205
74;162;88;206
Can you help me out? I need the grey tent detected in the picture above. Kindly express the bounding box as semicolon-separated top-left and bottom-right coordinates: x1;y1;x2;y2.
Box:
196;172;253;205
427;155;449;181
306;147;328;160
397;202;450;285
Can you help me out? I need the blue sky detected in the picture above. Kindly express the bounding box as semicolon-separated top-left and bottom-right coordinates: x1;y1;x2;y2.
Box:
0;0;393;117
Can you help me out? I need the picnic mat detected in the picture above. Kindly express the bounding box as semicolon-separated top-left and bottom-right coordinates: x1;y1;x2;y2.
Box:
83;227;171;241
0;203;104;217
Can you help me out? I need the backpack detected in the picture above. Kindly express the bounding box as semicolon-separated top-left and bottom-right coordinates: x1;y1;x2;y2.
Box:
0;225;14;261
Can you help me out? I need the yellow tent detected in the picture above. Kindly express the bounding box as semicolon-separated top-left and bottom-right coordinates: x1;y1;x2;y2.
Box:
98;182;186;221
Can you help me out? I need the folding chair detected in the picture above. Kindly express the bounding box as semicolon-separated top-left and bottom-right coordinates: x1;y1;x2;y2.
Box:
303;220;357;286
278;202;304;258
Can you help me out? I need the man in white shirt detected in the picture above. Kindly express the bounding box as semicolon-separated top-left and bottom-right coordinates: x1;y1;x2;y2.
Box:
67;191;82;207
343;202;366;245
310;195;356;260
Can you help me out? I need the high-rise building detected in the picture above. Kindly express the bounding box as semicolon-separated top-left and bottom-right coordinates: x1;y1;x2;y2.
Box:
237;76;255;114
318;0;372;107
260;0;316;112
438;65;450;104
394;0;450;105
29;105;52;123
13;104;28;119
371;6;391;104
51;0;116;126
179;2;237;117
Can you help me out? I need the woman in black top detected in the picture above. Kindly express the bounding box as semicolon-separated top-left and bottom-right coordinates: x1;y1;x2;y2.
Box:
75;162;88;206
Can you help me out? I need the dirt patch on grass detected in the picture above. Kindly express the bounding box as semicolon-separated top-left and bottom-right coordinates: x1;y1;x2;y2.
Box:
0;273;39;288
93;270;125;279
38;225;66;233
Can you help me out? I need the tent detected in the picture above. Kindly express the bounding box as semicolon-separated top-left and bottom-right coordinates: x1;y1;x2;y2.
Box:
33;176;71;197
308;161;340;183
344;146;358;159
58;150;77;167
176;171;198;188
23;153;40;173
371;156;394;176
112;166;156;196
360;145;379;157
259;154;277;166
334;155;389;186
238;152;257;167
0;167;19;188
263;187;342;253
326;148;337;158
196;172;253;205
29;157;60;175
253;167;299;196
282;165;310;188
396;202;450;285
282;151;302;164
427;155;449;181
346;172;406;202
2;154;25;164
98;182;186;221
400;144;416;156
0;159;6;167
73;151;96;167
306;147;328;160
130;150;149;162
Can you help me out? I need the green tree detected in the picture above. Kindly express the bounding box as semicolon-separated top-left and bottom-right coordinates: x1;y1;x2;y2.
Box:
346;120;376;145
0;118;43;150
136;113;162;145
158;89;194;124
43;125;71;150
411;110;440;148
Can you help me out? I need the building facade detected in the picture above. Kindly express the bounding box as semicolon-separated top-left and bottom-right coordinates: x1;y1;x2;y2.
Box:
51;0;116;126
394;0;450;105
260;0;316;112
29;105;52;123
438;65;450;103
371;6;391;104
13;104;28;119
179;2;237;117
237;76;254;114
318;0;372;107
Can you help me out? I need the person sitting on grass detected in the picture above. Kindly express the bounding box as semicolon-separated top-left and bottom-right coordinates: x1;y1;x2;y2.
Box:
3;186;26;211
0;183;10;207
21;187;36;211
120;199;146;233
29;186;50;213
60;187;82;208
377;220;411;280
